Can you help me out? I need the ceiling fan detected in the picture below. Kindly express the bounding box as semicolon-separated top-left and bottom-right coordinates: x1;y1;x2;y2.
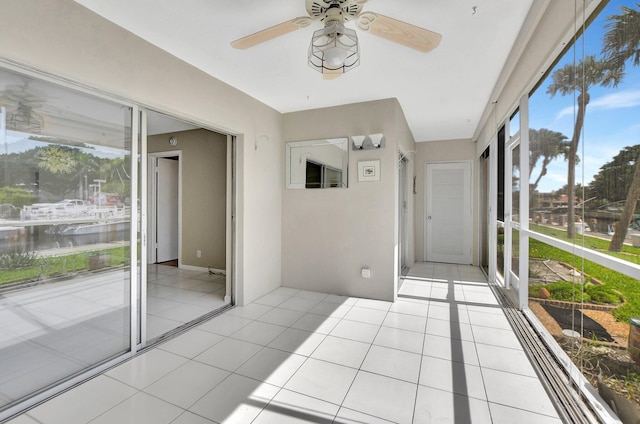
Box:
230;0;442;78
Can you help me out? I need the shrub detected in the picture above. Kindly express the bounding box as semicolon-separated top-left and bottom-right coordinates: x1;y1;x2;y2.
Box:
0;187;35;209
0;249;41;270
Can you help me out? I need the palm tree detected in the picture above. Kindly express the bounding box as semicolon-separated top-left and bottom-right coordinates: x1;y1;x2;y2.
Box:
528;128;570;206
603;2;640;251
547;55;622;238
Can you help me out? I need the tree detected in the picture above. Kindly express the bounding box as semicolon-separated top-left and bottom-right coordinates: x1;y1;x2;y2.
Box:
602;2;640;251
528;128;570;205
547;55;622;238
37;146;76;174
587;145;640;203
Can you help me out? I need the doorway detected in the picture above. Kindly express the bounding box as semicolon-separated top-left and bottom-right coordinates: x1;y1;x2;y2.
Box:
398;154;409;276
424;161;472;264
149;154;180;265
143;111;232;343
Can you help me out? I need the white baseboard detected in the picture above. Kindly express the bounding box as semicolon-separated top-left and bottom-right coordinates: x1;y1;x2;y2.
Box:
179;264;226;275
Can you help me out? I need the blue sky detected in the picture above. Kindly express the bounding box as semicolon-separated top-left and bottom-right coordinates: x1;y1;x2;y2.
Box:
3;130;125;160
528;0;640;194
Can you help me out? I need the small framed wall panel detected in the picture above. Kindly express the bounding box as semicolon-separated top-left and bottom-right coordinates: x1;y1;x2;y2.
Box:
358;160;381;182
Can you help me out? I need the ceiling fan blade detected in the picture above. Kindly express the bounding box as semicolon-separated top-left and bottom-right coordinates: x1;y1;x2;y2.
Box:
231;17;312;49
356;12;441;53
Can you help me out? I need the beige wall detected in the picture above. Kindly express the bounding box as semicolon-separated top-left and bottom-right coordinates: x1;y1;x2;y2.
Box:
414;139;478;263
282;99;416;301
148;129;226;269
0;0;283;305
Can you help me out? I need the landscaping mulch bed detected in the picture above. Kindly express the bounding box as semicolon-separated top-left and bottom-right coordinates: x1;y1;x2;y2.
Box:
541;304;614;342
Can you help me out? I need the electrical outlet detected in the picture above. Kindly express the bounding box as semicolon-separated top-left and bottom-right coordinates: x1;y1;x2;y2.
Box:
196;249;201;258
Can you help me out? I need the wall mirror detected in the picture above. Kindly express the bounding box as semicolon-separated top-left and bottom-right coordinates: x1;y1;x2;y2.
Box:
286;137;349;189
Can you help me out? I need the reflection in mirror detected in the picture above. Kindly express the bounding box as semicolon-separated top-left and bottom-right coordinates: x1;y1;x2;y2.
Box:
286;137;349;189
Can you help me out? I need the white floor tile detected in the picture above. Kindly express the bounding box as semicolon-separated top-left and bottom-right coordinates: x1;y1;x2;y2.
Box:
475;343;537;377
323;294;357;305
279;297;322;313
343;306;388;326
189;374;279;423
257;308;305;327
329;319;380;344
292;314;340;334
423;334;479;366
425;317;474;341
427;302;470;323
5;415;40;424
235;347;306;387
157;303;214;323
230;321;287;346
293;290;328;302
398;282;432;297
143;361;229;409
310;336;370;369
147;315;184;340
267;328;325;356
353;298;392;311
482;368;559;417
489;402;563;424
27;375;137;424
373;326;424;354
106;349;189;390
413;385;492;424
361;345;421;383
89;391;183;424
253;389;339;424
254;293;291;307
342;371;417;424
272;287;300;297
419;355;487;400
467;309;512;330
226;303;273;320
382;311;427;333
388;298;429;317
333;407;396;424
7;266;563;424
196;314;253;336
309;302;352;318
284;358;357;405
158;328;224;359
194;337;262;371
170;411;217;424
472;325;523;350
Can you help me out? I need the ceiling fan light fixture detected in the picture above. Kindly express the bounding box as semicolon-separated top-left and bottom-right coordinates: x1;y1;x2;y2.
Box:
308;21;359;75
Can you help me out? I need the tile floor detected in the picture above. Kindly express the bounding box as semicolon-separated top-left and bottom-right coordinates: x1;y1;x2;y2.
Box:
146;265;227;340
8;263;562;423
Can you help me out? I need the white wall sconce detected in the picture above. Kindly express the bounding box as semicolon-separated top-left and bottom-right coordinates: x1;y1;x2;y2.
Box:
351;133;384;150
351;135;366;150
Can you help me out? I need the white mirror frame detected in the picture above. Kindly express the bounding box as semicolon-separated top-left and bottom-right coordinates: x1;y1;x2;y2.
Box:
285;137;349;189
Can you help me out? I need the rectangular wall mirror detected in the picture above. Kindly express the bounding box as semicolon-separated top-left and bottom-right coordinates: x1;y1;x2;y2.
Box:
286;137;349;189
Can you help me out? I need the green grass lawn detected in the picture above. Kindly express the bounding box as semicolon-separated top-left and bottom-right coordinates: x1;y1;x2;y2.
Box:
0;246;130;286
528;234;640;322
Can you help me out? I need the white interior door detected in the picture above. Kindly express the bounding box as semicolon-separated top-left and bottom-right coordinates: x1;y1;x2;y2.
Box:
425;161;472;264
156;157;179;263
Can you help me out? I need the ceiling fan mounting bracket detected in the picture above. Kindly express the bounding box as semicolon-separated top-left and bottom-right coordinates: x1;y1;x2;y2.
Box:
306;0;363;23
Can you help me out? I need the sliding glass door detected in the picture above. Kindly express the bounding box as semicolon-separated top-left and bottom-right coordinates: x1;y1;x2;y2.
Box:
0;66;135;414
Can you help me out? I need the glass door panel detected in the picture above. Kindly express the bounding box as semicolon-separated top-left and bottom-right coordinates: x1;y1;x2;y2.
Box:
0;67;132;411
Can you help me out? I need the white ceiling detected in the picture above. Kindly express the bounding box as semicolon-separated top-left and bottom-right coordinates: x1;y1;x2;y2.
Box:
74;0;534;142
